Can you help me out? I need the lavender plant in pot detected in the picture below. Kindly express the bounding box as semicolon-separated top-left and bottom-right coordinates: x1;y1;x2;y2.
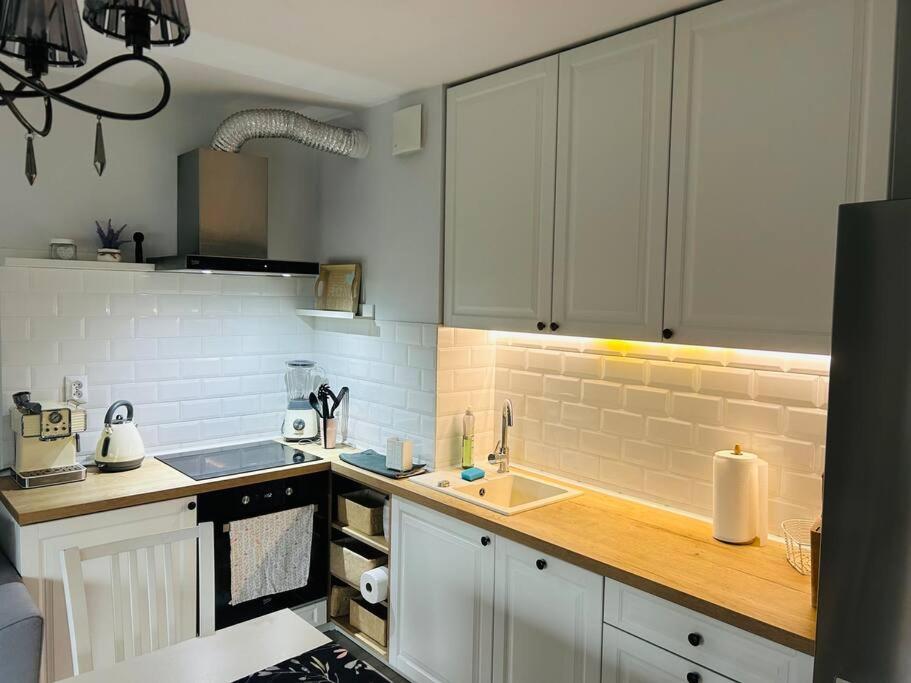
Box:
95;219;129;262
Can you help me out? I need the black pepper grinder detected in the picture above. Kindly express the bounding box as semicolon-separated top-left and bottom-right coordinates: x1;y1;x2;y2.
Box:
133;231;144;263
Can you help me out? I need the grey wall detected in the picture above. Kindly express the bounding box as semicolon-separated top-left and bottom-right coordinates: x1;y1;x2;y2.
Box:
317;87;444;323
0;81;320;262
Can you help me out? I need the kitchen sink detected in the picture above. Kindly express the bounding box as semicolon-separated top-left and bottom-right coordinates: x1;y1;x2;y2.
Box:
414;468;582;515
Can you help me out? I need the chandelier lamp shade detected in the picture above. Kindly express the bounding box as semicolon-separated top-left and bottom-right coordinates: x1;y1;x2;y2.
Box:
0;0;191;185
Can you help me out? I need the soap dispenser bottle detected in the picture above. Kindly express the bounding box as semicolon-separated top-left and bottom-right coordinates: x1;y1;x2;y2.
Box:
461;407;475;469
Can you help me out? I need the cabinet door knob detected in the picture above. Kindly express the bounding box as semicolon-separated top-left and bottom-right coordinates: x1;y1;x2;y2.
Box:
662;328;674;339
536;559;547;570
536;322;546;331
686;673;701;683
187;501;196;511
687;632;703;647
550;322;559;331
481;536;491;546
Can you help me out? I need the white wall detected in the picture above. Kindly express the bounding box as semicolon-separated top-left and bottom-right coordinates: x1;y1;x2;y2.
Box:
0;81;321;262
0;266;313;470
450;331;829;533
317;87;444;324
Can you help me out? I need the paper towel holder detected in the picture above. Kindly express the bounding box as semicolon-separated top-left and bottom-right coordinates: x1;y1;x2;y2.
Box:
712;443;769;546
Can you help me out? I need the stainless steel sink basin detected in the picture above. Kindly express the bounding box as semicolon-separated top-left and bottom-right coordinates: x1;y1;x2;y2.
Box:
414;469;581;515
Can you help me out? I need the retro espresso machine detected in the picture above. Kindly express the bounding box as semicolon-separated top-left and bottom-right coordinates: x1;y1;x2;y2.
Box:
10;391;87;488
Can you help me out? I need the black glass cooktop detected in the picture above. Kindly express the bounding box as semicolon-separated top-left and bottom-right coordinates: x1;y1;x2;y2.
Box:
156;441;321;481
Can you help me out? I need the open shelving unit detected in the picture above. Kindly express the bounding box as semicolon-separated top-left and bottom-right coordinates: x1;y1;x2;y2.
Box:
329;475;390;662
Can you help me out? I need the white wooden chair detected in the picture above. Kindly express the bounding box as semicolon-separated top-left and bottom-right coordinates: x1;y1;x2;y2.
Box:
59;522;215;676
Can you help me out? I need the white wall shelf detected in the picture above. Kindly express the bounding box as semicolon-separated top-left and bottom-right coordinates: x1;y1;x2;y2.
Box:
2;257;155;272
295;308;374;321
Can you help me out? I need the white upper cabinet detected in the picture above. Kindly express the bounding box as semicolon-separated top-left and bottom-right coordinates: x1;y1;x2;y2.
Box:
551;18;674;341
663;0;897;353
492;538;602;683
444;57;558;333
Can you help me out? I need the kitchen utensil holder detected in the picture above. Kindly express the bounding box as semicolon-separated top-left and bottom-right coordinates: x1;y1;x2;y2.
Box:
781;518;814;575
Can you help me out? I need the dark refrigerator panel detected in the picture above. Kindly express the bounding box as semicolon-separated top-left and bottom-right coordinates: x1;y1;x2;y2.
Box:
815;199;911;682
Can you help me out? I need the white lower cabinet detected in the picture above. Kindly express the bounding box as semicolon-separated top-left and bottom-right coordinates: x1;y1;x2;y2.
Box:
493;538;601;683
603;578;813;683
389;499;496;683
0;497;198;682
603;625;735;683
389;498;601;683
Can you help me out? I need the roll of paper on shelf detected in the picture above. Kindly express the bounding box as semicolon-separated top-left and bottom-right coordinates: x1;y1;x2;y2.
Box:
360;566;389;604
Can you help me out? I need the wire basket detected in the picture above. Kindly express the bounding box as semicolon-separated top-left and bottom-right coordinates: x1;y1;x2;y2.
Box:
781;519;814;575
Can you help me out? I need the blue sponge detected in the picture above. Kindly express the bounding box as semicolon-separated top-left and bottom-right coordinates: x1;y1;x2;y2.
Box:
461;467;485;482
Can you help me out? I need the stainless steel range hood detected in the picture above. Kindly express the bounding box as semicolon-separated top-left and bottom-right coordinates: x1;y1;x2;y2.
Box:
150;147;319;276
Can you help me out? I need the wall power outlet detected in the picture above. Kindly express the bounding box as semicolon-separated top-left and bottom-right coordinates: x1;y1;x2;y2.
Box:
65;375;88;404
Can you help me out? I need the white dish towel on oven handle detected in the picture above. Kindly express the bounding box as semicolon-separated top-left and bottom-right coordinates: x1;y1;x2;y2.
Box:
228;505;315;605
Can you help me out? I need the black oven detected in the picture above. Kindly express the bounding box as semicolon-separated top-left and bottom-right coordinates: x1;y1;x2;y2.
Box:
197;470;330;630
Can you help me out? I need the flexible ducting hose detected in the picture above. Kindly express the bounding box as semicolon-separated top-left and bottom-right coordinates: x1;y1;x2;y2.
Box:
210;108;369;158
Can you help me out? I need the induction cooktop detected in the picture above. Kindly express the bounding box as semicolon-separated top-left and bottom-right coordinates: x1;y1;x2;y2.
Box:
156;441;321;481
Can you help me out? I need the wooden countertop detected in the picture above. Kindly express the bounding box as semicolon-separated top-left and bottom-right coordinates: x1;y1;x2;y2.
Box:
0;443;816;656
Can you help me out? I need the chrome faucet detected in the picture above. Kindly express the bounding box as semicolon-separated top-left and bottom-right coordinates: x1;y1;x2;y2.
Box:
488;398;514;474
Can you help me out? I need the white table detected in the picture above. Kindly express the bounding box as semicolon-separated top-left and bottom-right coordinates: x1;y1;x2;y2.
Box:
57;609;330;683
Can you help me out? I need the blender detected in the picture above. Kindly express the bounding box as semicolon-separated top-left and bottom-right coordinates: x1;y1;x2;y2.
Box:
282;360;326;442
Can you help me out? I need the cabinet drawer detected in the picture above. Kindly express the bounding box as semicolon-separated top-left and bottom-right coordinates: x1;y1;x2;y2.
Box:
603;625;734;683
603;578;812;683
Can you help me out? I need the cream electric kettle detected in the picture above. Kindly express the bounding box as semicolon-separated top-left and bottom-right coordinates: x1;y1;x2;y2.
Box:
94;400;146;472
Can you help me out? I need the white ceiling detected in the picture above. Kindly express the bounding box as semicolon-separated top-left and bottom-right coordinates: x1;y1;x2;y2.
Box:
78;0;702;114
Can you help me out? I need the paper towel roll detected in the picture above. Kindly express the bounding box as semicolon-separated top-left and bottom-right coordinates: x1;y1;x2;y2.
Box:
360;566;389;604
713;447;764;544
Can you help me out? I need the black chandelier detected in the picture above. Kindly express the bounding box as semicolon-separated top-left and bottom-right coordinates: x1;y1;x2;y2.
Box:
0;0;190;184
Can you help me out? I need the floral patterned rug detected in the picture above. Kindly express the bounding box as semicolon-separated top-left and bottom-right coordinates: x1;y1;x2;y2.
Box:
232;640;392;682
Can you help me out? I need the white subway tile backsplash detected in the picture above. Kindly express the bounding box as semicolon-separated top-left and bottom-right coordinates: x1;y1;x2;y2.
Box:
59;293;110;317
86;361;134;385
671;393;723;425
543;375;580;401
1;292;56;317
110;294;158;316
755;371;818;406
109;383;158;405
135;359;181;381
579;430;619;458
486;329;829;530
603;357;645;384
0;317;28;341
159;337;202;359
134;272;180;294
622;440;666;469
85;316;134;340
527;349;562;373
61;339;110;363
599;459;644;491
785;407;827;439
158;421;201;445
83;270;132;294
180;398;222;420
698;366;752;397
623;386;669;415
31;316;83;340
578;380;621;409
136;316;181;338
111;338;158;361
563;353;602;378
0;267;322;469
725;400;782;434
561;403;600;430
601;409;645;438
2;340;58;365
646;417;694;448
158;379;202;401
